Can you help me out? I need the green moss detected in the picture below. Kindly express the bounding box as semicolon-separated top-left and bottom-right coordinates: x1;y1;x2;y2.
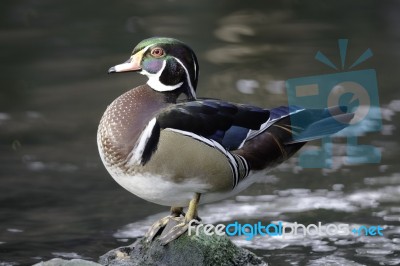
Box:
99;231;266;266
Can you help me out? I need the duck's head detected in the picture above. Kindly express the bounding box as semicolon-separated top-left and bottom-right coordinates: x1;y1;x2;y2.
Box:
108;37;199;100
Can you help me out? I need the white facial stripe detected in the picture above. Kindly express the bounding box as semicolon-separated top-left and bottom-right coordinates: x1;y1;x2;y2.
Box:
139;47;197;97
140;44;153;55
143;60;184;92
172;57;197;99
191;53;197;80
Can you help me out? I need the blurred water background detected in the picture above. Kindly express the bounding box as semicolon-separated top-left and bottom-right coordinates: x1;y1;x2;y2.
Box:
0;0;399;265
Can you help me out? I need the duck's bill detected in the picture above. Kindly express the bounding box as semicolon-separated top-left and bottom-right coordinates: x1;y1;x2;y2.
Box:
108;54;142;73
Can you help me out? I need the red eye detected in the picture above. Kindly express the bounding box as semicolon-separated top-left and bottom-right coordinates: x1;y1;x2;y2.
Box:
150;47;165;58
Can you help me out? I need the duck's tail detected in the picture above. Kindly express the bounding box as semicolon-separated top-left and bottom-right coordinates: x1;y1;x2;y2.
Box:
234;106;354;170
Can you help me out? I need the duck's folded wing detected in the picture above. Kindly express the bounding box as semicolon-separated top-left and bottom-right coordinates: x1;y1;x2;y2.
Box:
132;99;270;165
157;99;270;144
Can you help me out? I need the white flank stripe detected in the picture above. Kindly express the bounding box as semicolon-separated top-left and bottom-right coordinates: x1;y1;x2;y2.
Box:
130;118;157;165
167;128;214;147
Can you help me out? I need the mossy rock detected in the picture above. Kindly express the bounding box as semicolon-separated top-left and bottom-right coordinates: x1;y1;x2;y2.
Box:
99;232;267;266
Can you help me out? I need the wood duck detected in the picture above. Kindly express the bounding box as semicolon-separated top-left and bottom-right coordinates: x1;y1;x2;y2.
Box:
98;37;354;244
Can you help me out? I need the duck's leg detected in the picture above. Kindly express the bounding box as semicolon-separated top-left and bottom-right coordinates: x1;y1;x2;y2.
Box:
145;206;184;242
185;193;201;222
159;193;202;245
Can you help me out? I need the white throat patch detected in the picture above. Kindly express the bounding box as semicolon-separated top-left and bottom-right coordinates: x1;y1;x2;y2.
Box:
142;60;184;92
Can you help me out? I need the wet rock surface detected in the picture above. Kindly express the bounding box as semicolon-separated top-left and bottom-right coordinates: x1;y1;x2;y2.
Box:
34;232;267;266
99;232;267;266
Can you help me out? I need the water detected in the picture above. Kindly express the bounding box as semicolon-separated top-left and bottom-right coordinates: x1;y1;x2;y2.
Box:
1;0;399;265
